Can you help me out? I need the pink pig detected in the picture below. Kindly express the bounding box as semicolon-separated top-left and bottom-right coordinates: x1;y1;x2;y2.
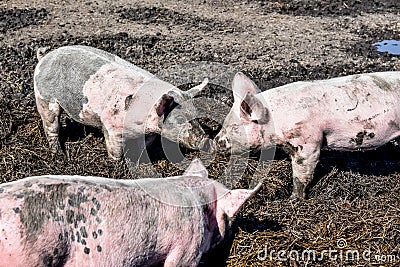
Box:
216;71;400;199
34;45;209;159
0;159;260;267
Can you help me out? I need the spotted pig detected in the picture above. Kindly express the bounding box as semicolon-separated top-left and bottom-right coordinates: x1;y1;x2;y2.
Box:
34;45;209;159
216;71;400;199
0;159;260;266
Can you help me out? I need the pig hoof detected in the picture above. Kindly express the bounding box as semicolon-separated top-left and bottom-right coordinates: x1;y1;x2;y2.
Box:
107;150;122;161
289;193;303;201
48;139;62;153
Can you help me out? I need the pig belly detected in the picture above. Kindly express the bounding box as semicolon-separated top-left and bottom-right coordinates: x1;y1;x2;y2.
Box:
324;111;400;150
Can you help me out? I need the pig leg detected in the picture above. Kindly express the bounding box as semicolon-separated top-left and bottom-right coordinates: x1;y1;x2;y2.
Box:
163;248;200;267
290;143;321;199
102;126;123;160
35;95;62;152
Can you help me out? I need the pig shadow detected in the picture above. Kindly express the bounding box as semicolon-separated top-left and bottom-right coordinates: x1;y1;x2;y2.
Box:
124;134;193;164
60;116;189;163
199;213;282;266
312;142;400;182
199;231;234;267
268;142;400;198
58;118;103;150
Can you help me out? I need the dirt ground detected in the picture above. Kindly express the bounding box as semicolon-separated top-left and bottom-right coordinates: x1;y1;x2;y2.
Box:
1;0;400;266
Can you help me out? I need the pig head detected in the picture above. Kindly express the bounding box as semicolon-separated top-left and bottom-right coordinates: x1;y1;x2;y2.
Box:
34;45;209;159
0;159;260;266
216;71;400;199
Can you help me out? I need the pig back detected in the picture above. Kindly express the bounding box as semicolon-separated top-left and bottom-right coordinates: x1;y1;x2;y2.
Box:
0;175;208;266
34;46;152;121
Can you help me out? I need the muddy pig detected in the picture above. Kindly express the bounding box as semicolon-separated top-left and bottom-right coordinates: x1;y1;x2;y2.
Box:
215;71;400;199
0;159;261;266
34;45;209;159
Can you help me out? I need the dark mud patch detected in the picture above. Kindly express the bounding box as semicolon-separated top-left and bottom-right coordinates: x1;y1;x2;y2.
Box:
0;8;48;33
255;0;400;17
116;6;239;32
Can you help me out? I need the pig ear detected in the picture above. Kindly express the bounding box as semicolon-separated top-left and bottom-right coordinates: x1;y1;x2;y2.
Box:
232;72;258;102
156;94;175;116
240;92;268;123
219;189;256;218
186;78;209;98
183;158;208;178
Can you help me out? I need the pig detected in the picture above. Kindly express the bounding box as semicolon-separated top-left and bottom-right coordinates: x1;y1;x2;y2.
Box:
0;159;261;267
216;71;400;199
34;45;209;159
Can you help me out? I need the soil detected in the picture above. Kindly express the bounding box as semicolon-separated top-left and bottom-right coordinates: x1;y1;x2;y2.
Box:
1;0;400;266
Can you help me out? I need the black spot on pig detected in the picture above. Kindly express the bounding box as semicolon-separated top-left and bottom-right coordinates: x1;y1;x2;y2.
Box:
76;213;87;223
92;197;101;210
19;184;69;242
92;231;98;239
67;192;88;207
53;214;64;222
80;226;88;238
13;207;20;214
96;217;102;223
76;231;81;243
84;247;90;254
0;188;4;194
98;229;103;236
90;208;97;216
97;245;102;252
81;239;87;245
64;231;69;241
66;210;74;224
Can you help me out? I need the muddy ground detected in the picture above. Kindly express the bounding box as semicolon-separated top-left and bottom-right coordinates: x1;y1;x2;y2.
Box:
1;0;400;266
